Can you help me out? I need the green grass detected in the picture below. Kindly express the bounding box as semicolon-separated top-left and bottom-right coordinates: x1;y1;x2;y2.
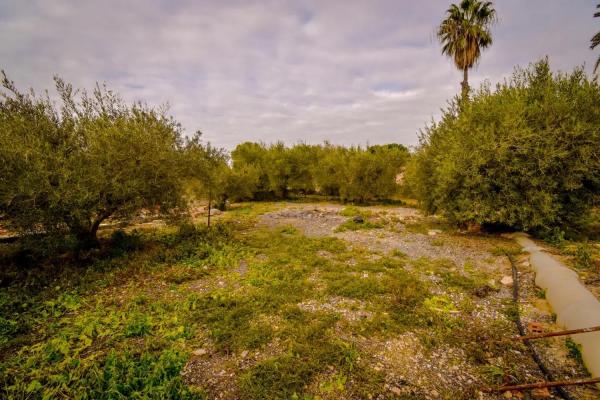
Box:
0;203;540;399
338;205;372;218
335;219;383;232
565;338;585;366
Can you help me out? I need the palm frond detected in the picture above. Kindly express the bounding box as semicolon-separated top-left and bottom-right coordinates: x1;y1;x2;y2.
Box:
437;0;496;71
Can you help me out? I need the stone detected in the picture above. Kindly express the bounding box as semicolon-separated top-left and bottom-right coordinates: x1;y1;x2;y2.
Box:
192;348;207;356
352;215;364;223
240;350;248;358
500;276;514;286
427;229;442;236
390;387;402;395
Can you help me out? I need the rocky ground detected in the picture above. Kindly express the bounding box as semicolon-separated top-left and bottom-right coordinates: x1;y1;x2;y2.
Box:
180;202;599;400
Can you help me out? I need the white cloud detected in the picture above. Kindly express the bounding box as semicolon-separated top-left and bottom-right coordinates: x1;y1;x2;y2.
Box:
0;0;597;149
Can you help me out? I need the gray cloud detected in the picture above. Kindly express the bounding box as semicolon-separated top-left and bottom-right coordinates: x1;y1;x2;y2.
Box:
1;0;597;149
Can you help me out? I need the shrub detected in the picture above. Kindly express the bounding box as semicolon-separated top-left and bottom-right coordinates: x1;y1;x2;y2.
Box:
405;59;600;233
0;73;185;244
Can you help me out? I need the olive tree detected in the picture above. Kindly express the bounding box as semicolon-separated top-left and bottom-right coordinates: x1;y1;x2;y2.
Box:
0;73;184;244
405;60;600;233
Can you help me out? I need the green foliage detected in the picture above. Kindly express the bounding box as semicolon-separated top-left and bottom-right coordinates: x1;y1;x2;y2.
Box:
0;223;237;399
182;132;233;211
423;295;457;313
230;141;409;202
0;72;184;243
406;59;600;233
565;338;584;366
335;219;383;232
110;230;144;255
338;206;372;218
238;313;358;400
574;242;594;269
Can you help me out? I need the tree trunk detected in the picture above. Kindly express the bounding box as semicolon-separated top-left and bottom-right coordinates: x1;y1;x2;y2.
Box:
90;218;103;240
74;213;110;249
461;67;470;100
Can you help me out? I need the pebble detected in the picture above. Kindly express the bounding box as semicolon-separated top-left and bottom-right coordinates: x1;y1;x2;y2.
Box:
192;348;207;356
390;387;402;395
501;276;514;285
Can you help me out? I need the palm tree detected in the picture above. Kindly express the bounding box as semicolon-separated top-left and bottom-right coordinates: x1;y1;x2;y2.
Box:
592;3;600;75
437;0;497;99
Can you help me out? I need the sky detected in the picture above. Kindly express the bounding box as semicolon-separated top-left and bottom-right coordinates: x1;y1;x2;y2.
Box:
1;0;598;149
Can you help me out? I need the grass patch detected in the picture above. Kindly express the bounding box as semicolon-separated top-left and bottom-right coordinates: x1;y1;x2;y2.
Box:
565;338;585;366
335;219;383;232
239;313;357;399
338;206;372;218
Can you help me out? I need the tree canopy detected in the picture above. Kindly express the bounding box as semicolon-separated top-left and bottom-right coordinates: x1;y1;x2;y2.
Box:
405;59;600;234
0;73;184;244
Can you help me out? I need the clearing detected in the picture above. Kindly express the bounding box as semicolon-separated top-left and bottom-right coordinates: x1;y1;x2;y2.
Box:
1;202;598;399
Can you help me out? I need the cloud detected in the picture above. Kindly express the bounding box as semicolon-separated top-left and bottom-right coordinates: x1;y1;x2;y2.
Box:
0;0;597;149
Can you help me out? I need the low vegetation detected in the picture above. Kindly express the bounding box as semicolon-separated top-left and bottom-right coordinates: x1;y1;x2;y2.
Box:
2;202;569;399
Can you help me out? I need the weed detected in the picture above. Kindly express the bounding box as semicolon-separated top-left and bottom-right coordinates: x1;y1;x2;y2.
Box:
489;246;521;257
165;265;208;284
481;364;505;384
565;338;584;366
239;314;357;400
124;312;152;337
544;227;566;247
574;242;594;269
324;273;386;299
423;295;457;313
391;248;408;258
338;206;372;218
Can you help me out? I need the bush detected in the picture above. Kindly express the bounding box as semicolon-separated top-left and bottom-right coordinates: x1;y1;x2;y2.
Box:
0;73;185;244
405;59;600;233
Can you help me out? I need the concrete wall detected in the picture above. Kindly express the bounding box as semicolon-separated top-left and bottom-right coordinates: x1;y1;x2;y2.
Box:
513;233;600;382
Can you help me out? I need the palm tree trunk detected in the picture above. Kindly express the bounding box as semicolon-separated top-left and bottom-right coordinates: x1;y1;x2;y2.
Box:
461;67;469;99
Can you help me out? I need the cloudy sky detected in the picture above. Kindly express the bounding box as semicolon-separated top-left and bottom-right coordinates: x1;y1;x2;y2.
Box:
1;1;598;149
